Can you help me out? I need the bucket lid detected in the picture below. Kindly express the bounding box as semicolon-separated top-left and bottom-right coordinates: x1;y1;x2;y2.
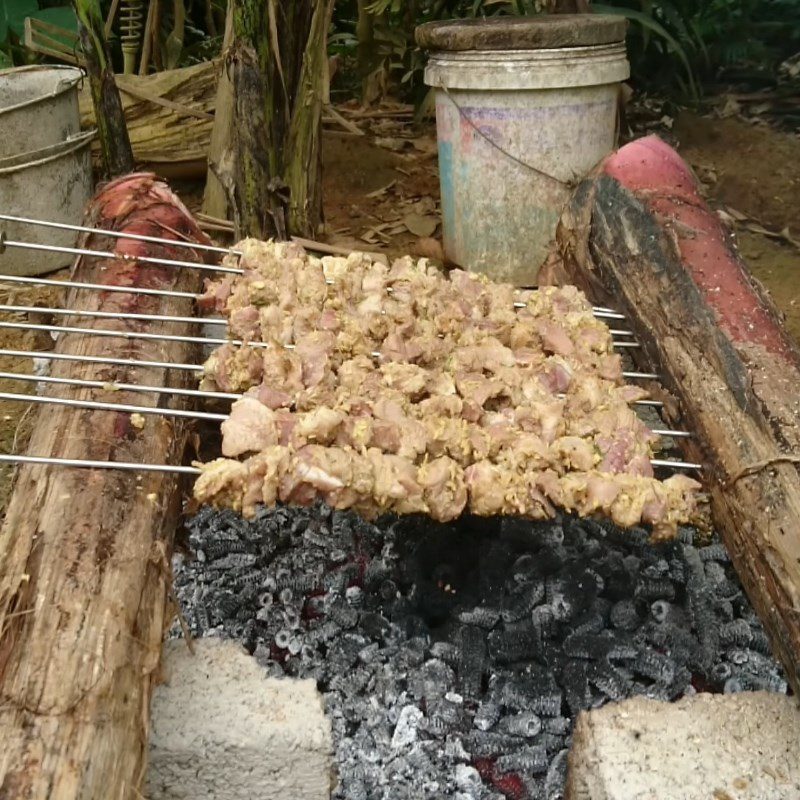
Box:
416;14;626;52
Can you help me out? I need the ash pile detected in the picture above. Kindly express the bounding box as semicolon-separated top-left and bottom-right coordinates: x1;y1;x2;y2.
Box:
174;507;787;800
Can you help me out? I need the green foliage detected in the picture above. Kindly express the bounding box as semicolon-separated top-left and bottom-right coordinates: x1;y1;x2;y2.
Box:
593;0;800;96
0;0;78;67
332;0;800;104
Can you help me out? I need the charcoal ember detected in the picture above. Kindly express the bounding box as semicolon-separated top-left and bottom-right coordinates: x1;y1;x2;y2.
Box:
749;629;772;655
473;700;502;732
562;632;613;660
174;506;787;800
454;764;483;794
699;543;730;562
429;640;460;667
649;599;684;625
531;605;557;639
458;625;487;697
634;576;676;602
668;556;687;585
359;611;392;641
542;716;570;736
533;732;568;754
502;579;546;623
588;662;631;701
410;658;456;702
497;712;542;738
610;599;642;631
496;745;548;775
527;691;564;718
630;649;676;683
488;626;541;663
459;606;502;630
463;730;525;757
544;749;569;800
392;705;424;748
719;618;753;648
684;545;720;672
325;603;358;630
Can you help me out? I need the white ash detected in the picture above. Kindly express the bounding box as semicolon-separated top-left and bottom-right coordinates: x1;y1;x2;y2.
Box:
173;507;787;800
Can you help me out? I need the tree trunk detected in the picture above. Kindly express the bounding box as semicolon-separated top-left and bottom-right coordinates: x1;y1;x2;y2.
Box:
356;0;375;102
75;0;134;177
546;135;800;697
285;0;335;236
203;4;236;219
0;174;209;799
228;0;332;240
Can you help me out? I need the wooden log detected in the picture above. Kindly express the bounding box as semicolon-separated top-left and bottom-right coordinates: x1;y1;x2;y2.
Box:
544;135;800;695
0;174;210;799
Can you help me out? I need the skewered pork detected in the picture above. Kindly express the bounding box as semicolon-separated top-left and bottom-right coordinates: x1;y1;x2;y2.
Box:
194;240;703;538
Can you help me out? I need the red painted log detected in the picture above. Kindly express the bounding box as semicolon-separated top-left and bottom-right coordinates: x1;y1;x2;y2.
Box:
544;135;800;695
0;174;210;799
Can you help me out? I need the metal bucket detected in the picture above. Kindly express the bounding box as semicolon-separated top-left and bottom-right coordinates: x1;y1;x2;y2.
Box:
0;130;95;277
0;65;84;159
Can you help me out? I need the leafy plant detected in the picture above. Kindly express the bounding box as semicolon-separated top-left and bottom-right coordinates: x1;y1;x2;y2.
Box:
332;0;800;104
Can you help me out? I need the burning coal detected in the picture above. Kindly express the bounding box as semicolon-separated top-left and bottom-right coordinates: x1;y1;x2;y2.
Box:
174;507;786;800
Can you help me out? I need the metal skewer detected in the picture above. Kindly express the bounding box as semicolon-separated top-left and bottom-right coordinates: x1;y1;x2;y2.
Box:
0;347;203;373
0;453;201;474
0;320;277;350
0;212;236;257
0;390;226;421
0;273;200;300
0;304;225;327
0;236;242;275
651;429;692;439
0;371;240;401
0;452;703;473
650;459;703;470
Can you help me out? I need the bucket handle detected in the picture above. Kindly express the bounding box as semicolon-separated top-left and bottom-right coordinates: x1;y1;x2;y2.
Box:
436;84;578;189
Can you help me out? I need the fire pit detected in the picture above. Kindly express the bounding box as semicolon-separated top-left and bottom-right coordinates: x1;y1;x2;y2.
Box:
173;505;787;800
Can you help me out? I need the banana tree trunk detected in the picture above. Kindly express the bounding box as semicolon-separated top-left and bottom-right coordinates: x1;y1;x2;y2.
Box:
228;0;332;240
74;0;134;177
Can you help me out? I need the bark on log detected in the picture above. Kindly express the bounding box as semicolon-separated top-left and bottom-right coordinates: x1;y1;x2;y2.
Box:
0;174;210;799
545;135;800;696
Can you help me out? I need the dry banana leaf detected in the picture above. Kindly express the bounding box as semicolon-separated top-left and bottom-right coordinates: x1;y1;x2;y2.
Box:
79;59;218;169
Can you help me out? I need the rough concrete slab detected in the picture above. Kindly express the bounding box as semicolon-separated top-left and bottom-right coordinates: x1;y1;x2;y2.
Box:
565;691;800;800
147;639;333;800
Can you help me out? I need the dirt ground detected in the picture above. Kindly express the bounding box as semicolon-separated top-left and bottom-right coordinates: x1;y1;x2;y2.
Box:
673;112;800;342
0;109;797;515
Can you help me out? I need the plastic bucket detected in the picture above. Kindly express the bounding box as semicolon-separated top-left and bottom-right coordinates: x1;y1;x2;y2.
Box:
420;18;629;285
0;65;84;160
0;130;95;276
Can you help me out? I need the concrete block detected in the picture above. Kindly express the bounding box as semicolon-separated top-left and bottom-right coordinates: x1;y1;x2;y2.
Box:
566;691;800;800
147;639;334;800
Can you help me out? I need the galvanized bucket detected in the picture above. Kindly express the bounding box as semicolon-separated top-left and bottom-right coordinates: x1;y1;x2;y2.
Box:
0;130;95;277
0;65;84;160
